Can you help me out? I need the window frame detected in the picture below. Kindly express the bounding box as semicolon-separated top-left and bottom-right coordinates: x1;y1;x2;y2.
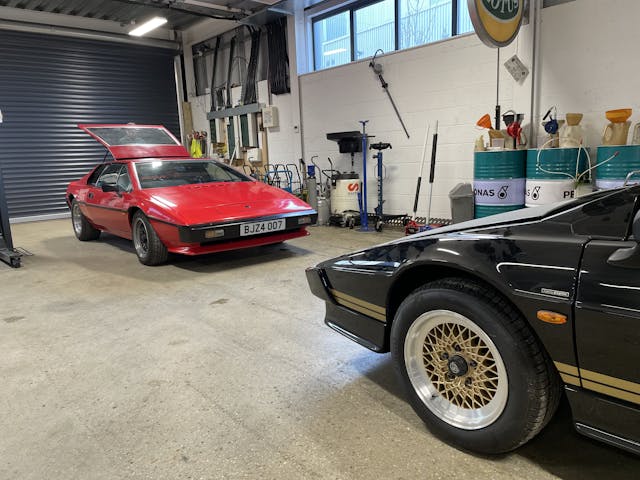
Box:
310;0;470;72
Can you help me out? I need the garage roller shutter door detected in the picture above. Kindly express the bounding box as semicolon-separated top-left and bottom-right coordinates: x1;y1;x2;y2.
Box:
0;30;180;219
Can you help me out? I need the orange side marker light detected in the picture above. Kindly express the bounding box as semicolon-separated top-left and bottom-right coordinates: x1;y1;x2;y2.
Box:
537;310;567;325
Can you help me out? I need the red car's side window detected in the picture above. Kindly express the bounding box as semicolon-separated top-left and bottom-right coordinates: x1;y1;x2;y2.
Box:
87;165;107;186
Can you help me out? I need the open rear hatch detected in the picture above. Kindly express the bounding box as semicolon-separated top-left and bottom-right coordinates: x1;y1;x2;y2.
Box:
79;124;189;160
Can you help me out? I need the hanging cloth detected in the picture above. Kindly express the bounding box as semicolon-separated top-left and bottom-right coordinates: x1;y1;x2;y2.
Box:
190;138;203;158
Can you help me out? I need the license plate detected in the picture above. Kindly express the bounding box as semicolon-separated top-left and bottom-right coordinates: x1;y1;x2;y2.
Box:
240;219;285;237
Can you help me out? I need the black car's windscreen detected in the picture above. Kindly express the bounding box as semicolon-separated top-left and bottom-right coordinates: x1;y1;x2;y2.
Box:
135;161;249;188
87;127;179;146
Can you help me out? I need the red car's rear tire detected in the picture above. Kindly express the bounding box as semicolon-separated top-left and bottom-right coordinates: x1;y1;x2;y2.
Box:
71;199;100;241
131;211;168;266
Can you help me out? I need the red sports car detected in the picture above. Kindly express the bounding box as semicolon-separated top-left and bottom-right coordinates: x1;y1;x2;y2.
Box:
66;124;316;265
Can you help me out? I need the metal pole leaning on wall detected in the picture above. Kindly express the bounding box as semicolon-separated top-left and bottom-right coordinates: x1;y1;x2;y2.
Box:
529;0;542;148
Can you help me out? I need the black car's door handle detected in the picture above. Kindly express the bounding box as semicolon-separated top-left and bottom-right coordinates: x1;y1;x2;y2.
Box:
88;192;94;199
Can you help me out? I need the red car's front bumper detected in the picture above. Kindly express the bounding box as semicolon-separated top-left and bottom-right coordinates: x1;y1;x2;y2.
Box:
149;210;316;256
165;228;309;255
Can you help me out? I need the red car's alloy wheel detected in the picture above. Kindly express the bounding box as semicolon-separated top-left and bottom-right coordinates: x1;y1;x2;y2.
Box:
133;217;149;257
70;199;100;241
131;212;168;266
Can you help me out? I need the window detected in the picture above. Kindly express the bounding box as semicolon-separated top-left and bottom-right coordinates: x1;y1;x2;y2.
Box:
117;167;132;192
134;161;248;189
86;127;179;146
457;0;473;34
354;0;395;60
312;0;472;71
567;189;638;240
87;164;107;186
313;11;351;70
96;164;123;187
399;0;451;50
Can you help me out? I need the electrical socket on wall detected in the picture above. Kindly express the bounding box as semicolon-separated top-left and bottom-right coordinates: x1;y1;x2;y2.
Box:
504;55;529;83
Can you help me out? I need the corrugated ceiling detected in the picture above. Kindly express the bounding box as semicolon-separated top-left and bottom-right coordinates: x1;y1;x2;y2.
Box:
0;0;279;31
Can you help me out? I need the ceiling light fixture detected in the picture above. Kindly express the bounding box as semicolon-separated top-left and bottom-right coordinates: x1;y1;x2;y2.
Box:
129;17;168;37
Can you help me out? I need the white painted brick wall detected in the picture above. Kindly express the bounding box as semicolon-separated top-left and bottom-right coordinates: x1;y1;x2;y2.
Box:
297;0;640;218
533;0;640;149
299;34;519;219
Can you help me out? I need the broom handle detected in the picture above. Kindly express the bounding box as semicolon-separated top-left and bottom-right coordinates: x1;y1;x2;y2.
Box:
427;121;439;223
413;123;431;216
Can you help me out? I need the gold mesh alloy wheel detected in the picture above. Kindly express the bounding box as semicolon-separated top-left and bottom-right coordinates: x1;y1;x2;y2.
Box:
422;321;500;409
404;310;508;430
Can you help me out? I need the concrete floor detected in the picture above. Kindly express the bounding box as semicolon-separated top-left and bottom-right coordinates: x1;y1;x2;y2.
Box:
1;219;639;480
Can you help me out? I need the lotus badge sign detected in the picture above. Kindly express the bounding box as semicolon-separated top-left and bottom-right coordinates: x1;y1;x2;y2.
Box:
467;0;524;48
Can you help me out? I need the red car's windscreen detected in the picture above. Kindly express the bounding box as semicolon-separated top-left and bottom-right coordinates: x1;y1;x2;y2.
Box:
135;161;249;189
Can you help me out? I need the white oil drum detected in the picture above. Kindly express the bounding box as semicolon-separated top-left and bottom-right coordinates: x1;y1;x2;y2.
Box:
331;174;360;214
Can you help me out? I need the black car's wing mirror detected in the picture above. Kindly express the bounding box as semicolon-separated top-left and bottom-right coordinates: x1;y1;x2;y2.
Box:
608;209;640;269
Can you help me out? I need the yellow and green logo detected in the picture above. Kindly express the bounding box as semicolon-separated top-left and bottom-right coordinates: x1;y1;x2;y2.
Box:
468;0;524;47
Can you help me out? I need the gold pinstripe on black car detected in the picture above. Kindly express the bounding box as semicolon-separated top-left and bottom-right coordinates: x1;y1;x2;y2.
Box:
329;289;386;322
555;361;640;405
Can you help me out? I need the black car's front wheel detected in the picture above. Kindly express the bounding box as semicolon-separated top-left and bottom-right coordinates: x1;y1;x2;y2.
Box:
391;278;560;454
132;211;168;266
71;199;100;241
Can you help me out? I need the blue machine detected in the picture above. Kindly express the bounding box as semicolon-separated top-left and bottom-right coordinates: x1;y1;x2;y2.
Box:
358;120;370;232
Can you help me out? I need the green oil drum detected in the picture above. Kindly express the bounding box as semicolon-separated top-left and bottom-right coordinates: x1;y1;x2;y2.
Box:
596;145;640;189
474;150;526;218
525;148;589;206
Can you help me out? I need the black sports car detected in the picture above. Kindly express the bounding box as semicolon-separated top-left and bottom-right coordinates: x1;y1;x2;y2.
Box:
306;185;640;455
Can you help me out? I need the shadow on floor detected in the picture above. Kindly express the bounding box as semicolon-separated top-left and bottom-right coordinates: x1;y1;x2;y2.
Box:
171;242;314;273
352;353;640;479
41;233;313;279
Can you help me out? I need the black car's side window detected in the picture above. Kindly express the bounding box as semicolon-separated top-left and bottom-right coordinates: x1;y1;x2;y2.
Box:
570;189;638;239
87;164;107;186
628;198;640;240
96;164;123;187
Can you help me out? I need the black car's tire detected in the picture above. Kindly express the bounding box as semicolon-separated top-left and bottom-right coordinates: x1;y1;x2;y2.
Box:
131;211;168;266
390;278;561;454
71;199;100;241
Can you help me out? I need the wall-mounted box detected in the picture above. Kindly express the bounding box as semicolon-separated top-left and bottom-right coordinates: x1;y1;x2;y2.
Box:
247;148;262;163
262;106;279;128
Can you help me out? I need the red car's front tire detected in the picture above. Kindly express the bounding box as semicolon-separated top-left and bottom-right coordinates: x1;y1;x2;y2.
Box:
71;199;100;241
132;211;168;266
